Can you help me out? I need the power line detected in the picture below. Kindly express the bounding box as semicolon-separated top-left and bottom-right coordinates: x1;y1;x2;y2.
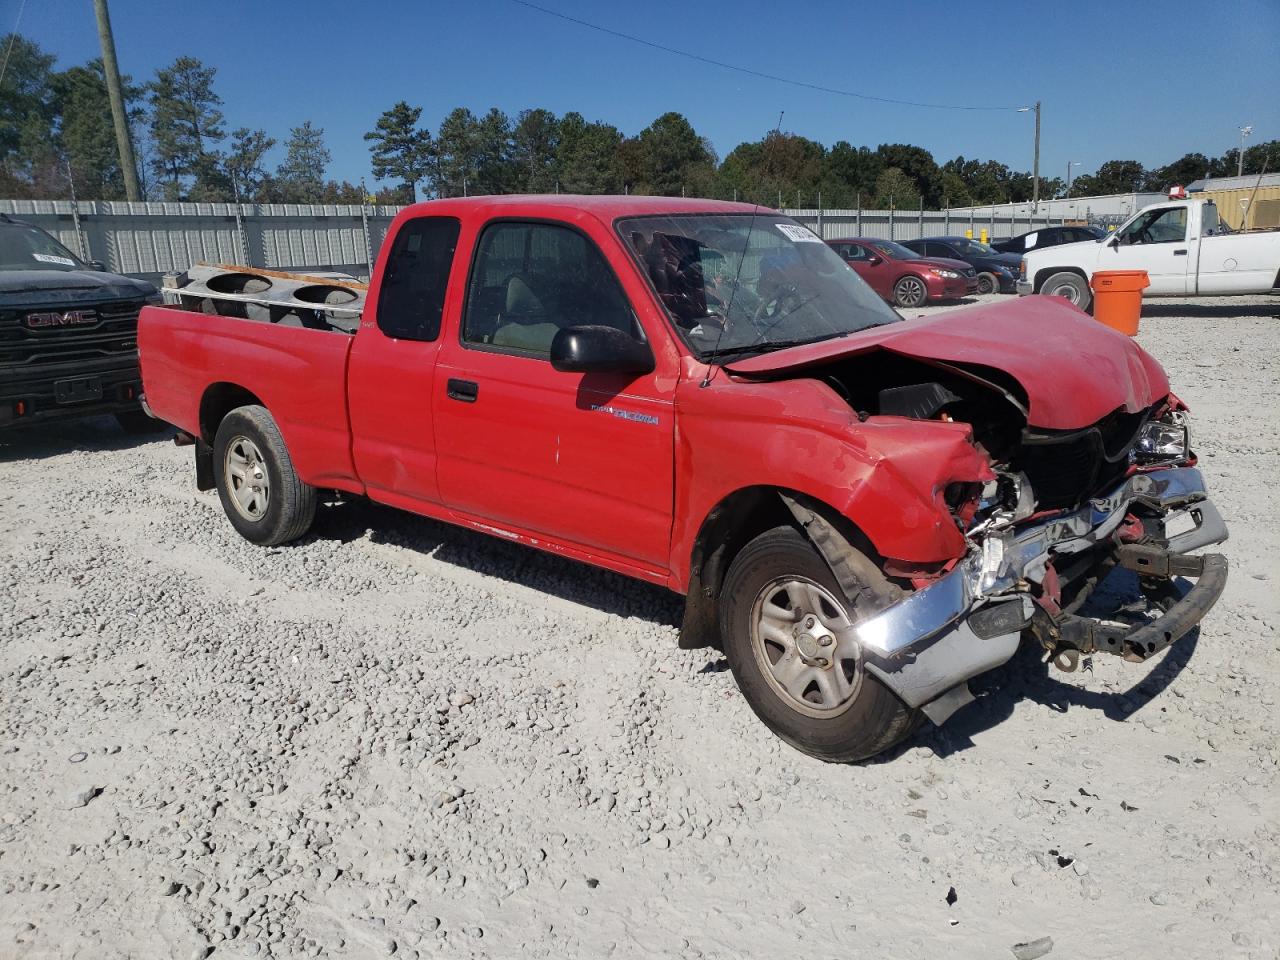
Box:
509;0;1021;112
0;0;31;90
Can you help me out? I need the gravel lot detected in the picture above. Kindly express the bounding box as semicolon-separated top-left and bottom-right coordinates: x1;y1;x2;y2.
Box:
2;294;1278;959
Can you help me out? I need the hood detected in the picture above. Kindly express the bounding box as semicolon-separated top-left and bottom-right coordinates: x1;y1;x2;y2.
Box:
0;269;156;306
1024;238;1100;263
913;256;972;273
723;296;1169;430
981;252;1023;269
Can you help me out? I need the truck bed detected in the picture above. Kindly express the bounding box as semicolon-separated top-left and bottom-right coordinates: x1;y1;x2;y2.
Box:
138;304;361;490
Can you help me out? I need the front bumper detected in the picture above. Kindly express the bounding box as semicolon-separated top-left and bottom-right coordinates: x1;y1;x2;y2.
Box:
1016;279;1034;296
842;466;1228;723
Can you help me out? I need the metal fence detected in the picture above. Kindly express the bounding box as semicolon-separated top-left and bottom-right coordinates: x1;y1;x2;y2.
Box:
780;207;1066;242
0;199;410;283
2;197;1071;282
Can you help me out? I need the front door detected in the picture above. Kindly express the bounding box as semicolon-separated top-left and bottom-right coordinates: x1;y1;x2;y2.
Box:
1106;206;1191;295
433;219;676;570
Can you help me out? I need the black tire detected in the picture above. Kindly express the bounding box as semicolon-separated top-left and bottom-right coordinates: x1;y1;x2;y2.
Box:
719;525;919;763
892;274;928;309
1040;270;1092;311
212;405;316;546
976;271;999;295
114;408;169;435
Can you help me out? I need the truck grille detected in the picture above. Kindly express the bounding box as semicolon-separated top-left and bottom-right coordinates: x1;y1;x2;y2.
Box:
1017;407;1149;511
0;299;144;366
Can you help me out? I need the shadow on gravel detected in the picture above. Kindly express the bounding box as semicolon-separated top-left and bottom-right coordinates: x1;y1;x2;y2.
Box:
1141;301;1280;319
309;496;685;627
0;415;174;463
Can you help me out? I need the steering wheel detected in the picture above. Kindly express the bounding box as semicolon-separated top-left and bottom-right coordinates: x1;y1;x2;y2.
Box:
751;282;803;331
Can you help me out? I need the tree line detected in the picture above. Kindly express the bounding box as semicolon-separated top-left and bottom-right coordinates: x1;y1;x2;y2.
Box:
2;34;1274;209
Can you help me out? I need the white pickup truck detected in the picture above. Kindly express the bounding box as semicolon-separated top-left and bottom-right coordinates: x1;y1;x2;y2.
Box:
1016;198;1280;310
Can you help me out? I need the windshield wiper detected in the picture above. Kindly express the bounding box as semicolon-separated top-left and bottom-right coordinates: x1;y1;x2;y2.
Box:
705;332;847;362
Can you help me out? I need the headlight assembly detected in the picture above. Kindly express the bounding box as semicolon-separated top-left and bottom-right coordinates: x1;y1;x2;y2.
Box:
1134;414;1189;463
929;269;960;279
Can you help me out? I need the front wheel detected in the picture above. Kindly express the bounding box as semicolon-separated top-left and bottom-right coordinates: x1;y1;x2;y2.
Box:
212;405;316;546
975;271;999;295
892;274;928;308
719;525;919;763
1040;270;1092;311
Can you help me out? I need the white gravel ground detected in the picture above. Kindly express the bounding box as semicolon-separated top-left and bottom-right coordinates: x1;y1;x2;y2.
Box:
2;294;1278;959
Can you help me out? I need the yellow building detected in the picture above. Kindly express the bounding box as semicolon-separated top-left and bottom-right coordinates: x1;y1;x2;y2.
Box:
1188;173;1280;230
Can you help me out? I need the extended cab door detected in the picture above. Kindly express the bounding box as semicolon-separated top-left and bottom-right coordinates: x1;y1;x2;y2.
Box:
1103;205;1191;295
347;215;463;506
432;217;676;572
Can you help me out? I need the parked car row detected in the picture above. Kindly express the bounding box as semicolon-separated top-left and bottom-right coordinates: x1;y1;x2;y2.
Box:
825;238;977;307
826;225;1118;308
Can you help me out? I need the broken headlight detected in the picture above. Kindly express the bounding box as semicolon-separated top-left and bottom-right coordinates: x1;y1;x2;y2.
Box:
1133;413;1188;464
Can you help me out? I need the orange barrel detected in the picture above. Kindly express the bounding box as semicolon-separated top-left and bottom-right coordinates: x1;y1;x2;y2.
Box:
1090;270;1149;336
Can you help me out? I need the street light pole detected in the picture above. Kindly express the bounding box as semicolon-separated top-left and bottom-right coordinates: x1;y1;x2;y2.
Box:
1019;101;1042;209
91;0;141;202
1238;125;1253;177
1066;160;1081;196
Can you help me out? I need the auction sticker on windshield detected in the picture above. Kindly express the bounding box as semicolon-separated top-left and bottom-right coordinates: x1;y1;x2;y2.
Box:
775;224;822;243
33;253;77;266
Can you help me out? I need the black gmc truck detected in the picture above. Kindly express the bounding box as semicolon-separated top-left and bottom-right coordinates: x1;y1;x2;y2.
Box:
1;215;160;433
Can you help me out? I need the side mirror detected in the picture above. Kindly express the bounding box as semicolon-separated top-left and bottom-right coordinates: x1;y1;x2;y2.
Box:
865;254;881;265
88;259;107;271
550;325;654;375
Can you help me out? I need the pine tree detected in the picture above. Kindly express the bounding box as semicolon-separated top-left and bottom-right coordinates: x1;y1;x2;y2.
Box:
364;102;432;202
147;56;225;200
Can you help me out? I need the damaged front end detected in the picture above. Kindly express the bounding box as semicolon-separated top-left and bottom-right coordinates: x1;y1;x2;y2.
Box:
843;398;1229;725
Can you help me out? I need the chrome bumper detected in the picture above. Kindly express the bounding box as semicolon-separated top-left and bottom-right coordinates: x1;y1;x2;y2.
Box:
1015;279;1034;296
842;466;1227;723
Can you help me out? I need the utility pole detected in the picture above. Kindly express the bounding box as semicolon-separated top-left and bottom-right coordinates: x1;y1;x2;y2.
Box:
1019;101;1041;209
92;0;141;201
1238;125;1253;177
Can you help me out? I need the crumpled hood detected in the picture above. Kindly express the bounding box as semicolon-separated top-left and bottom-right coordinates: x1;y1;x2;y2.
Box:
724;296;1170;430
0;269;156;306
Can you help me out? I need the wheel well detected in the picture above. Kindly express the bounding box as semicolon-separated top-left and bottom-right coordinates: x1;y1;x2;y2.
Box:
678;487;882;650
200;383;263;442
1032;265;1087;294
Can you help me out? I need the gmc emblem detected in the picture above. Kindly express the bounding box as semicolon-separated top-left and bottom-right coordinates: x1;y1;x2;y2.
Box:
24;309;98;329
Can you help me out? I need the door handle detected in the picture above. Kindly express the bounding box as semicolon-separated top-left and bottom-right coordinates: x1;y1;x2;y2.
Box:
446;378;478;402
1173;249;1188;256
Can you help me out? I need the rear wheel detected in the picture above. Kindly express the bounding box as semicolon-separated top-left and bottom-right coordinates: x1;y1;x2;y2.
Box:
719;525;919;763
1041;270;1092;311
976;271;999;295
892;274;928;308
212;405;316;546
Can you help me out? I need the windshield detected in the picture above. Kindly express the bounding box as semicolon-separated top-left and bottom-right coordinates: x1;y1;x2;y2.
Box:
949;238;997;256
618;214;899;360
0;224;85;272
869;239;920;260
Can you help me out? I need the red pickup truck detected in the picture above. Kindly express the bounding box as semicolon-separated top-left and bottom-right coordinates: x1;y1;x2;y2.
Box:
139;196;1228;763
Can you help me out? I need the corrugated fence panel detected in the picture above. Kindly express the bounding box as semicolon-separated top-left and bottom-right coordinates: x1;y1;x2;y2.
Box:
781;208;1066;242
0;199;409;282
2;199;1071;280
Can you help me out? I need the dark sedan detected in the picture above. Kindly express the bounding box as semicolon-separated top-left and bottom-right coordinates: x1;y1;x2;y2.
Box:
991;225;1106;255
900;237;1023;294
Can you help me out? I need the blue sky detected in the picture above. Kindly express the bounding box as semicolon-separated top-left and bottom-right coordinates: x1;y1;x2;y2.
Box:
15;0;1280;189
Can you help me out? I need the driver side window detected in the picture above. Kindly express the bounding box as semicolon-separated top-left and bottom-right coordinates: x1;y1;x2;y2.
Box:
1121;208;1187;245
462;221;639;358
